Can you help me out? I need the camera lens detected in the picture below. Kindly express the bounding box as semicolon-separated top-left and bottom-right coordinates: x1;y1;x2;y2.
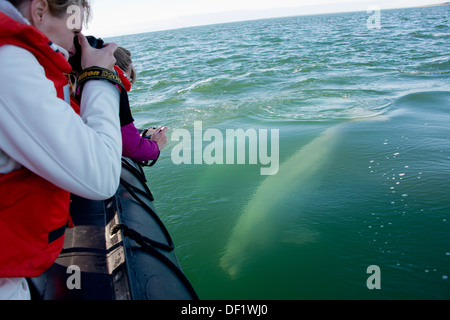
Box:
69;35;105;72
86;36;105;49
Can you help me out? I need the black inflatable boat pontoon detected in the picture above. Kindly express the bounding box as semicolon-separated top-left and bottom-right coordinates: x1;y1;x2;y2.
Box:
28;158;198;300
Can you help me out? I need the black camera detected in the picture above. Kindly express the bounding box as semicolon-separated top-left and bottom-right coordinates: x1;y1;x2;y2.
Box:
69;35;105;72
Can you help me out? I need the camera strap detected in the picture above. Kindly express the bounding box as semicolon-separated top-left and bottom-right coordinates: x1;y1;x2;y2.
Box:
75;66;124;100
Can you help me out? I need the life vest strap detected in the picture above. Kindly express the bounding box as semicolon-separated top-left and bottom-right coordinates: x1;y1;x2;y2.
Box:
48;221;69;244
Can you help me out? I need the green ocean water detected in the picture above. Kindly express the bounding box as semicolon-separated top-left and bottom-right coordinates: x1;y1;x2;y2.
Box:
110;6;450;299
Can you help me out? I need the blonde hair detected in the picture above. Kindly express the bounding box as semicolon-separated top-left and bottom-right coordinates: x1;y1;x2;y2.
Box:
114;47;137;84
7;0;92;25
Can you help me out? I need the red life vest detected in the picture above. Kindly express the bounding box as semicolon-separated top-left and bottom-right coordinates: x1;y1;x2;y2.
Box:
114;65;131;92
0;12;76;278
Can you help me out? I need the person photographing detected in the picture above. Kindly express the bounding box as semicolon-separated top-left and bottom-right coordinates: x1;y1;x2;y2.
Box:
70;41;168;163
0;0;123;299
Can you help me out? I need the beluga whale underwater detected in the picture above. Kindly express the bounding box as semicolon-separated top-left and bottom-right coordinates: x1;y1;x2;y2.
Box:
219;114;389;278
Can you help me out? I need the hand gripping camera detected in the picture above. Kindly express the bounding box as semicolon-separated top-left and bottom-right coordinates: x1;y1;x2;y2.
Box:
68;35;105;72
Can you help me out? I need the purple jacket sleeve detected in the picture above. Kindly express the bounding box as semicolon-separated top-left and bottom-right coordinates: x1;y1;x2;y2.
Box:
121;122;160;162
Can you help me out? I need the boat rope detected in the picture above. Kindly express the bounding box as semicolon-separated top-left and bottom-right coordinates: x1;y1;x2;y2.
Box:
112;221;172;252
119;178;174;251
117;158;198;299
111;223;199;300
121;158;153;197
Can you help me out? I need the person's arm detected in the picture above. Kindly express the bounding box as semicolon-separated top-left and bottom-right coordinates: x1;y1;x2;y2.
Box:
121;122;160;162
0;45;121;200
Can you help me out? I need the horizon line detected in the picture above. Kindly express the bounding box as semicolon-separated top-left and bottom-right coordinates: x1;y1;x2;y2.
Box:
96;2;448;38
